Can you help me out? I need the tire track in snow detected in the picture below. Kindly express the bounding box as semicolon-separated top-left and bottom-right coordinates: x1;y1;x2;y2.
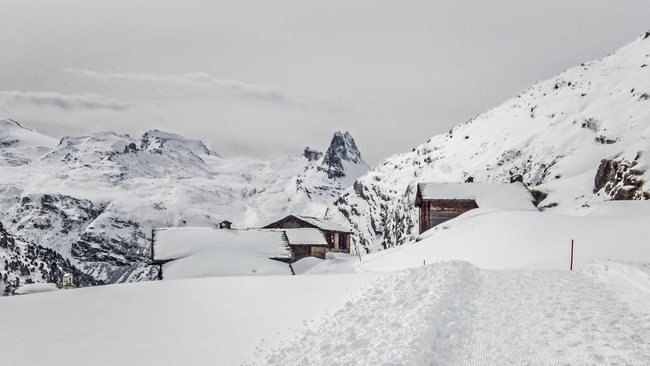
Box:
467;270;650;365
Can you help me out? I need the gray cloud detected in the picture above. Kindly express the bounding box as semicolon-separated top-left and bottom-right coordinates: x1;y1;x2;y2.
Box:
0;90;130;111
64;68;296;105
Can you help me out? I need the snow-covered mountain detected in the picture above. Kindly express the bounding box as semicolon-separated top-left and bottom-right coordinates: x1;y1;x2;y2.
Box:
0;122;368;292
333;31;650;252
2;31;649;292
0;119;58;166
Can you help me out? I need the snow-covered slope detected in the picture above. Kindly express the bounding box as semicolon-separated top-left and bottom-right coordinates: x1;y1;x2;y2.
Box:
356;201;650;272
0;119;57;166
334;32;650;251
0;126;368;290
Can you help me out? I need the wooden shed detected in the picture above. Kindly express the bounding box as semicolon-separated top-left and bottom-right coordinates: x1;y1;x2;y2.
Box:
415;182;537;234
263;215;352;260
283;228;329;260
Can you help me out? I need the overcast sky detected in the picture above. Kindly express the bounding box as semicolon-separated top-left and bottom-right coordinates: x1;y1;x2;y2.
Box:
1;1;649;164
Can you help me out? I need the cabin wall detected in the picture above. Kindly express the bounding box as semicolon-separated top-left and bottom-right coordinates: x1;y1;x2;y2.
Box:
290;245;310;261
419;199;478;234
290;245;328;261
310;246;327;259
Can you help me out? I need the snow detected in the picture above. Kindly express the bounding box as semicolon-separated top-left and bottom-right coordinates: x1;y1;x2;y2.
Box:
336;32;650;252
284;228;328;245
0;125;369;283
417;182;537;210
291;256;324;274
358;201;650;272
154;227;291;279
13;283;59;295
2;199;650;364
267;262;650;365
1;28;650;366
0;119;57;165
0;273;381;366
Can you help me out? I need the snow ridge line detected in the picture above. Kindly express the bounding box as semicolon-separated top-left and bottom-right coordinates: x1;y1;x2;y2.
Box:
261;261;481;366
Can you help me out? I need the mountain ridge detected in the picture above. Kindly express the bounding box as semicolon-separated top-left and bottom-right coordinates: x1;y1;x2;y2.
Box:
0;125;368;292
331;31;650;252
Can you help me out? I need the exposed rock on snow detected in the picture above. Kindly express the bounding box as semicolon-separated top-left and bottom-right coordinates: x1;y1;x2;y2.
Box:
303;147;323;162
320;131;367;179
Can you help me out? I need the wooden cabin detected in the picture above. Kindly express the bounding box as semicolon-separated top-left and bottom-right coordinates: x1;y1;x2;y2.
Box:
61;273;74;288
219;220;233;229
263;215;352;260
415;182;537;234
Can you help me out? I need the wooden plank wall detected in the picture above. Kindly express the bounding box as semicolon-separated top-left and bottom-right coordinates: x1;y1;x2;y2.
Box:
419;199;478;233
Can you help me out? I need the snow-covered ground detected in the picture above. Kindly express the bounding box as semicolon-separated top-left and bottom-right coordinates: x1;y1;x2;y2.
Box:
267;262;650;365
358;201;650;272
2;201;649;365
0;273;381;366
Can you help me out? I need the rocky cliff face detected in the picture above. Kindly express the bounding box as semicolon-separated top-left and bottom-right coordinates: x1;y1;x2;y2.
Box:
332;32;650;252
320;131;366;179
0;221;101;295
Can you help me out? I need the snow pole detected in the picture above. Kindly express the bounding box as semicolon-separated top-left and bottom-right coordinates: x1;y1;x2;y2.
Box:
570;239;574;271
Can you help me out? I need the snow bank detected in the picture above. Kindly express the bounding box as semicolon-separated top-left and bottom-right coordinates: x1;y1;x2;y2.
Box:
155;228;291;279
0;273;381;366
291;257;324;274
14;283;59;295
267;262;481;365
359;201;650;271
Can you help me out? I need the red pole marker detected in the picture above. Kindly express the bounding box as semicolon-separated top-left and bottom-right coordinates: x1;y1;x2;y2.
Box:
570;239;574;271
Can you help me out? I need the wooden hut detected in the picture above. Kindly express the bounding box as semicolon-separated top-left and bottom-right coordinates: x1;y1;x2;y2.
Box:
415;182;537;234
61;273;74;288
219;220;233;229
262;215;352;260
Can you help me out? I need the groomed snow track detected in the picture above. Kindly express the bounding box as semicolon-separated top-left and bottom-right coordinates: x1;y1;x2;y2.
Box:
264;262;650;365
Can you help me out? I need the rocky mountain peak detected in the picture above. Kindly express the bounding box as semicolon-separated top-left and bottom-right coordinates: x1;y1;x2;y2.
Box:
140;129;213;156
0;118;28;130
303;147;323;162
320;131;365;179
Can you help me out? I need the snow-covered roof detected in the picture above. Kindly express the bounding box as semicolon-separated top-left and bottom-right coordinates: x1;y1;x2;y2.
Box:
417;182;537;210
153;227;291;279
284;228;328;246
291;215;352;233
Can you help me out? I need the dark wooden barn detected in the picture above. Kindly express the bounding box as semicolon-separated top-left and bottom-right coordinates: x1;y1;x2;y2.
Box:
263;215;352;260
415;182;537;234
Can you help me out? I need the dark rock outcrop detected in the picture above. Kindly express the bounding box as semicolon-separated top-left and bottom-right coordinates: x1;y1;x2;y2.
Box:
594;155;646;200
303;147;323;162
320;131;365;179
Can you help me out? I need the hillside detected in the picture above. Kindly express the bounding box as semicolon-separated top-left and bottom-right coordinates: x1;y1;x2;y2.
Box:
0;123;368;292
333;32;650;251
